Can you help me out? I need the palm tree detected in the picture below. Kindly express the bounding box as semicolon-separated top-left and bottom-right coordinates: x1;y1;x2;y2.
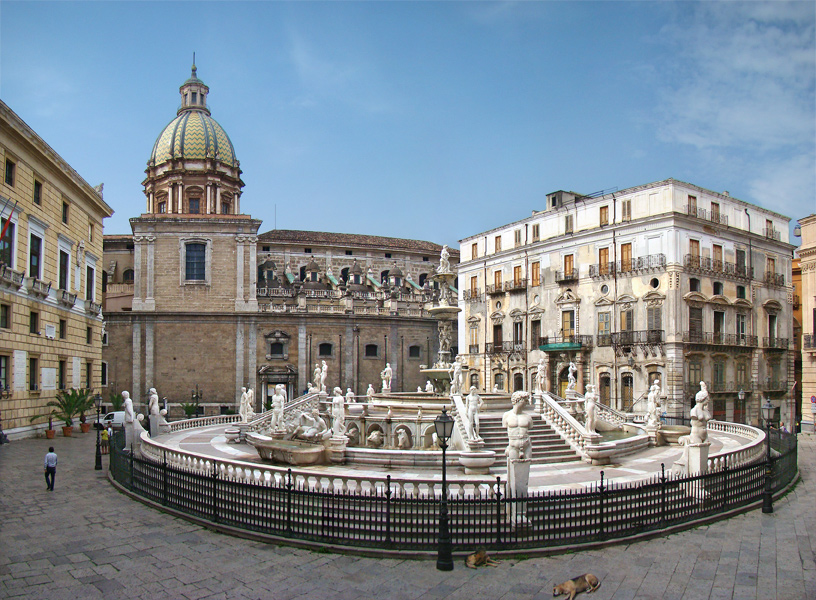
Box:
30;388;90;428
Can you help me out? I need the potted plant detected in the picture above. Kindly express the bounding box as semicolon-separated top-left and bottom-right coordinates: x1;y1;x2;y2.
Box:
45;415;55;439
74;389;94;433
31;388;86;437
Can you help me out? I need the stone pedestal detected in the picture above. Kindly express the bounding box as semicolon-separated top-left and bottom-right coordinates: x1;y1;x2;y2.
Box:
686;441;710;476
327;435;348;464
507;457;531;528
644;424;661;447
149;414;159;437
236;423;250;443
533;392;543;414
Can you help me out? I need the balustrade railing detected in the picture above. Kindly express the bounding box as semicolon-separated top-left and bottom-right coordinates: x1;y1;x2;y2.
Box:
256;287;295;298
0;264;25;287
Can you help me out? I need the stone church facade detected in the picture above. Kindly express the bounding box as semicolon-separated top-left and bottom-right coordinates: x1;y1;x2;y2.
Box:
102;66;457;415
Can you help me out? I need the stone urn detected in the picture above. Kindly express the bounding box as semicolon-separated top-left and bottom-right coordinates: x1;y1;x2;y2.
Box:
458;450;496;474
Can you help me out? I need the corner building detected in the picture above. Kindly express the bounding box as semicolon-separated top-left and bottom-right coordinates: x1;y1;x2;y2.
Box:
103;66;457;413
458;179;794;427
1;100;113;436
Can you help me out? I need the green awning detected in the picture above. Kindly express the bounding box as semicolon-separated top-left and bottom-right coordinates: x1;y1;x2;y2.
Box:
539;342;582;351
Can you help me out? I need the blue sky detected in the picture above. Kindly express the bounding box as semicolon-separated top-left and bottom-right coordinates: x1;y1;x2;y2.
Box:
1;1;813;246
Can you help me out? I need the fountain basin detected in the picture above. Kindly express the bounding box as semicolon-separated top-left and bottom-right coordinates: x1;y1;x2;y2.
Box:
658;425;691;446
458;450;497;474
246;433;326;465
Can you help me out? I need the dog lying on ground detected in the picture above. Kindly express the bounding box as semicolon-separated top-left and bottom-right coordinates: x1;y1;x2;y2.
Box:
464;548;501;569
553;573;601;599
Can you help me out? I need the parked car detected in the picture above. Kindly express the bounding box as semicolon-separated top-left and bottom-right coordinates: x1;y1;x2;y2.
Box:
96;411;126;430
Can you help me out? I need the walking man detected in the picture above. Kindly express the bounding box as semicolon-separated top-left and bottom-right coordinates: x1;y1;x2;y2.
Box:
44;446;57;491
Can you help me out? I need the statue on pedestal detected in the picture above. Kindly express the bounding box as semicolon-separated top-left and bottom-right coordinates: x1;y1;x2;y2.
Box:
148;388;160;416
449;355;464;396
503;391;532;461
645;380;661;428
123;392;135;449
425;380;434;393
438;245;451;274
584;384;598;434
566;362;577;393
465;386;484;440
269;385;285;432
313;363;321;391
346;388;355;404
239;387;250;422
331;387;346;437
381;363;393;392
689;381;711;444
320;360;328;393
366;384;375;402
535;359;547;395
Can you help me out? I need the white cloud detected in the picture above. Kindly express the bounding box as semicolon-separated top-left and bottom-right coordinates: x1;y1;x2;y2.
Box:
746;152;816;219
656;2;815;151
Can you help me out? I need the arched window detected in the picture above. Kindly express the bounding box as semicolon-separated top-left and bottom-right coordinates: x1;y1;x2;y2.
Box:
299;266;307;282
418;273;428;286
408;345;421;358
122;269;134;284
599;374;611;403
365;344;378;358
341;267;350;283
381;270;389;284
318;343;332;357
470;372;479;388
513;373;524;391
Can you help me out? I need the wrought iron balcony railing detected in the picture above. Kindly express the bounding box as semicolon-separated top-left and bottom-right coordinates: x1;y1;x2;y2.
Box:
504;279;527;292
764;271;785;287
462;288;482;302
589;254;666;278
683;255;753;280
756;379;788;392
468;344;479;354
539;334;593;347
763;227;781;241
684;204;729;226
611;330;664;345
555;269;578;283
683;331;758;347
763;337;789;349
485;283;504;295
805;334;816;350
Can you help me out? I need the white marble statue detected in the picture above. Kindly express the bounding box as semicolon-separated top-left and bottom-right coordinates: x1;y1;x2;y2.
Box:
689;381;711;444
492;384;499;393
465;386;484;440
366;384;375;402
346;388;355;404
535;360;547;395
566;361;577;392
239;386;250;422
313;363;321;390
417;386;423;392
381;363;393;391
131;414;148;457
645;380;661;428
320;360;328;393
269;385;285;432
148;388;160;416
123;392;135;450
438;244;451;274
584;384;598;434
503;391;533;461
449;355;464;396
293;409;330;442
425;380;434;393
331;387;346;437
247;387;256;417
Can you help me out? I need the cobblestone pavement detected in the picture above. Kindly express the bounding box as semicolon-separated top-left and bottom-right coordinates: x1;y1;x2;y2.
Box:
1;432;813;600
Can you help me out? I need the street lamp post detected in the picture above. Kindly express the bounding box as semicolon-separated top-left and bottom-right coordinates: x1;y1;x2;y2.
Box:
94;393;103;470
761;397;774;514
434;407;455;571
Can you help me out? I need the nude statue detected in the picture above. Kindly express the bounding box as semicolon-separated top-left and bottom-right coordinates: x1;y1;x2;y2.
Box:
123;392;135;449
381;363;393;391
313;363;321;390
366;384;375;402
293;409;330;442
449;355;464;396
645;380;661;428
567;361;577;392
438;244;451;274
502;391;532;461
689;381;711;444
331;387;345;437
465;386;484;440
239;386;249;422
535;359;547;394
346;387;355;404
320;360;328;393
425;380;434;393
269;385;285;431
584;384;598;434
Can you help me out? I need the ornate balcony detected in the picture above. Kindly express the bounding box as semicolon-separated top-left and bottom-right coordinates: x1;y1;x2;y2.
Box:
539;334;592;351
485;283;504;295
0;264;25;288
683;255;753;281
763;337;789;350
468;344;479;354
504;279;527;292
462;288;483;303
26;278;51;298
86;301;103;316
589;254;666;279
58;289;77;307
764;271;785;287
683;331;758;347
612;330;664;345
684;204;729;226
763;227;781;241
756;378;787;392
804;334;816;351
555;269;578;283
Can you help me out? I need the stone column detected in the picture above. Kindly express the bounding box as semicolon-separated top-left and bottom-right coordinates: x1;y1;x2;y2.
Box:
132;322;141;404
178;183;183;213
206;184;211;215
216;185;222;215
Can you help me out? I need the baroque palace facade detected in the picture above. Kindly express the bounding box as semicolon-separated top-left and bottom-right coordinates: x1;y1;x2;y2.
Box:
102;66;457;414
1;100;113;437
798;213;816;432
457;179;795;427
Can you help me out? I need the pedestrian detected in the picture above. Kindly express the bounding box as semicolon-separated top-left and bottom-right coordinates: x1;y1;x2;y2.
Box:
44;446;57;491
100;427;109;454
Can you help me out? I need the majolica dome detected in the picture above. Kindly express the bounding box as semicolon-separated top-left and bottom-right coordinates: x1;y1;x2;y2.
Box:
148;64;238;168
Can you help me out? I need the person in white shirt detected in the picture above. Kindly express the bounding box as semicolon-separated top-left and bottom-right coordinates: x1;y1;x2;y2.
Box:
44;447;57;491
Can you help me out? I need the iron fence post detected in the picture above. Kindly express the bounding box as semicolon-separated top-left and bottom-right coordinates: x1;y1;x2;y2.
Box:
660;463;666;526
128;445;134;491
721;463;728;512
598;471;605;539
286;468;293;534
385;474;392;545
495;476;503;546
211;460;219;523
162;450;168;506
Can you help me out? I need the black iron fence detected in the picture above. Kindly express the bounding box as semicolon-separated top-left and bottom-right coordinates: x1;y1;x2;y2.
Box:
110;431;797;552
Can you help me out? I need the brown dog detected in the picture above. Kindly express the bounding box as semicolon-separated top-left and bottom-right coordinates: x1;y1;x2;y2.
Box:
464;548;501;569
553;573;600;599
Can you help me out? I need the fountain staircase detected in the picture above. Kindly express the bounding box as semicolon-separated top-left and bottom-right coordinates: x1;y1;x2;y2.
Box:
476;413;581;465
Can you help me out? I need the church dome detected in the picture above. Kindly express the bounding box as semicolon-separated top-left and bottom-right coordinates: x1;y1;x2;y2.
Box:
149;111;237;167
148;63;238;168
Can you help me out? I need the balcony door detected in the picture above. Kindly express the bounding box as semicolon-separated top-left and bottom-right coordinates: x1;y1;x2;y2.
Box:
620;243;632;272
599;247;609;274
689;306;703;340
